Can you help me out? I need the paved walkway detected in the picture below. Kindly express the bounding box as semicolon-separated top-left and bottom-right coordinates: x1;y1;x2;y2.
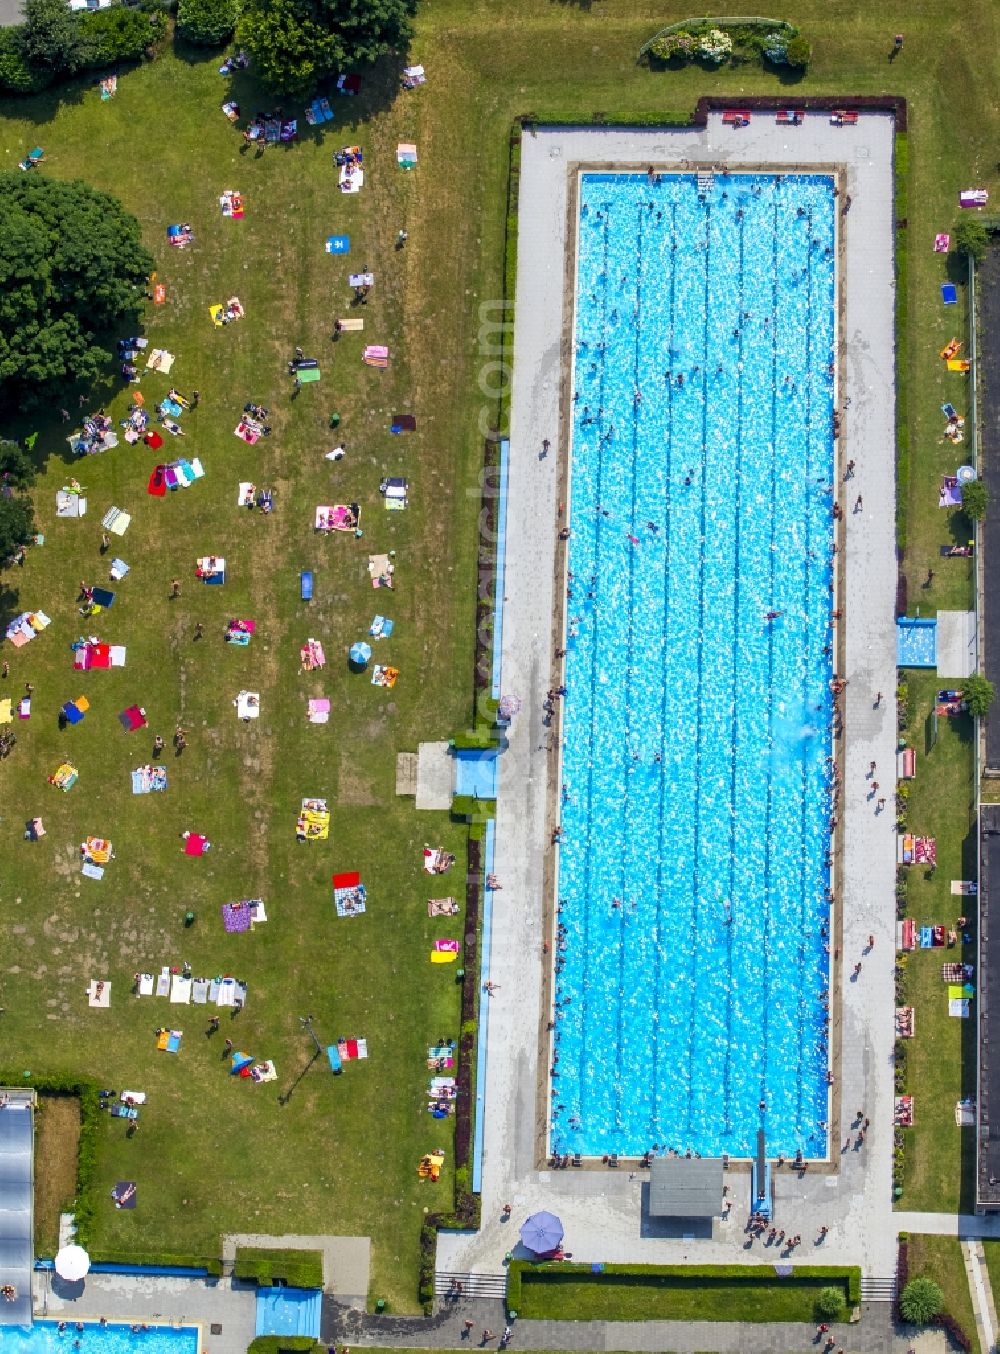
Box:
962;1237;998;1353
897;1211;1000;1238
324;1296;948;1353
443;113;899;1281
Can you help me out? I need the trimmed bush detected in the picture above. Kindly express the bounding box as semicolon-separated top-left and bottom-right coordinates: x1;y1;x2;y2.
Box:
698;27;732;62
233;1246;324;1290
961;479;988;521
79;6;157;66
0;27;52;91
177;0;240;46
964;673;995;718
248;1340;319;1354
900;1276;944;1324
955;216;989;263
90;1251;223;1274
784;34;811;67
648;31;695;62
815;1285;846;1319
640;16;803;71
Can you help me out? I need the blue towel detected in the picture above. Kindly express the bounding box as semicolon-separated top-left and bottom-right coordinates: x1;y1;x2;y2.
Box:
942;283;958;305
919;926;934;948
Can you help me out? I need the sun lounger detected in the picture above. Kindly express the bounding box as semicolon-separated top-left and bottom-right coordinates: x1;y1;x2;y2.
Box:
170;974;192;1004
137;973;154;997
192;978;210;1005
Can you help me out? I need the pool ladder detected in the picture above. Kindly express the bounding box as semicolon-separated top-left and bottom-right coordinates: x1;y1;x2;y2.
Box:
697;170;714;194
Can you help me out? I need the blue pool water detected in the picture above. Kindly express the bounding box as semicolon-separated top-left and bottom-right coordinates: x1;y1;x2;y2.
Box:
896;617;937;668
0;1325;197;1354
552;172;836;1160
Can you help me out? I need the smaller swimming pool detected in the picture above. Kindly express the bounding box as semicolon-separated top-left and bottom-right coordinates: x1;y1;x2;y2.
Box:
453;749;498;800
897;617;937;668
0;1323;198;1354
254;1288;321;1339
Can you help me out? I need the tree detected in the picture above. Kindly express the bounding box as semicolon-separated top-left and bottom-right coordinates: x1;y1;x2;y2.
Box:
785;35;811;68
0;495;34;567
0;439;37;491
899;1276;944;1325
964;673;996;718
78;6;159;66
0;174;154;409
239;0;416;95
16;0;85;75
960;478;988;521
238;0;339;97
955;216;990;264
815;1286;845;1320
177;0;241;47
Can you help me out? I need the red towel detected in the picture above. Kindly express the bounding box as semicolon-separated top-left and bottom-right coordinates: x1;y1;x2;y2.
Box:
145;431;164;450
184;834;208;856
91;644;111;669
332;871;360;889
148;465;166;496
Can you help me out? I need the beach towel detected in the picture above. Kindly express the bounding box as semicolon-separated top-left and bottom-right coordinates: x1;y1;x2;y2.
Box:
110;1105;138;1119
238;482;256;508
307;698;330;725
102;507;131;535
220;190;244;219
369;615;394;639
183;833;209;856
155;970;170;997
423;847;455;874
196;556;225;583
934;233;950;252
170;974;192;1004
325;235;350;254
157;1029;183;1053
56;489;88;518
338;317;364;331
397;142;417;168
112;1181;137;1209
336;1038;368;1060
192;978;210;1004
110;558;129;581
145;349;175;375
251;1060;277;1083
942;283;958;305
50;762;79;792
434;938;460;953
939;477;962;508
87;980;111;1008
118;705;147;733
315;504;358;532
137;973;154;997
81;862;104;880
297;798;330;840
431;950;457;964
120;1091;146;1106
950;999;970;1018
371;664;399;688
391;414;416;433
216;977;238;1007
363;344;389;367
428;898;459;916
339;165;364;193
0;699;10;724
301;638;326;671
401;65;425;88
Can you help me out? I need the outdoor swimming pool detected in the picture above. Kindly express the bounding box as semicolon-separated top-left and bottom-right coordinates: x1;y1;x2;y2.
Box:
551;171;836;1160
0;1325;197;1354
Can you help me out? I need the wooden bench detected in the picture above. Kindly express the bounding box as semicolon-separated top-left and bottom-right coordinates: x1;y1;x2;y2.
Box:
722;109;751;126
776;109;803;125
830;110;858;126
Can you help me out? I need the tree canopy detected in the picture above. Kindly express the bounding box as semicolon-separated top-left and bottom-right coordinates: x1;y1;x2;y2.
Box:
0;495;34;567
0;438;37;491
238;0;416;96
0;173;154;408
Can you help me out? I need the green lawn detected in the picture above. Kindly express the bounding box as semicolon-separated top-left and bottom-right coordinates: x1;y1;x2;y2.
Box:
0;0;997;1311
906;1235;978;1349
896;673;977;1210
512;1268;855;1323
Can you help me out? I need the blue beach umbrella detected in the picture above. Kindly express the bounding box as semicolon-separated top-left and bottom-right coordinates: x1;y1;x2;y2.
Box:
519;1211;564;1255
349;641;372;667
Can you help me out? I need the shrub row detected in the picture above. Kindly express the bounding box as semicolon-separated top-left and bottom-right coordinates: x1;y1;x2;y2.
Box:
89;1251;224;1275
641;19;809;71
247;1340;320;1354
233;1247;324;1290
0;6;166;95
506;1261;862;1313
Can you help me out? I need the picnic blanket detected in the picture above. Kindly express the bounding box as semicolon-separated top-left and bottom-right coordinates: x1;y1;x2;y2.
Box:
196;555;225;583
297;798;330;841
56;489;88;518
939;476;962;508
234;690;260;720
423;847;455;874
369;615;394;639
333;871;366;917
951;880;978;895
74;642;126;670
118;705;147;733
250;1060;278;1083
156;1029;183;1053
368;554;394;588
315;504;359;532
372;665;399;688
136;973;154;997
336;1037;368;1060
5;610;50;648
305;97;334;125
167;224;193;247
363;344;389;367
226;618;254;645
183;832;210;856
102;507;131;535
87;980;111;1008
170;974;192;1004
307;698;330;724
301;638;325;670
220;190;244;218
222;901;253;933
339;164;364;193
132;765;167;794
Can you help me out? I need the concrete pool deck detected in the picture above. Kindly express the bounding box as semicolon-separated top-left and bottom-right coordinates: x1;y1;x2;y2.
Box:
439;115;899;1282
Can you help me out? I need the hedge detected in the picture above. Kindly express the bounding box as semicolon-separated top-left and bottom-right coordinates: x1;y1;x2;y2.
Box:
89;1251;223;1275
506;1261;862;1314
233;1247;324;1290
247;1340;319;1354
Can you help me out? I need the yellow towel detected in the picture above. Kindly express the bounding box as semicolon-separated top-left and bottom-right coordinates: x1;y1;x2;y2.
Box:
430;951;457;964
0;698;11;724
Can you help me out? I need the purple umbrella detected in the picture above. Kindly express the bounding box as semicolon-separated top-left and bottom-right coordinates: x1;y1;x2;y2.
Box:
519;1210;564;1255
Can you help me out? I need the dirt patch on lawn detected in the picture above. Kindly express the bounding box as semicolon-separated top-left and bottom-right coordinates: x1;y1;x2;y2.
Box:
34;1093;81;1256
